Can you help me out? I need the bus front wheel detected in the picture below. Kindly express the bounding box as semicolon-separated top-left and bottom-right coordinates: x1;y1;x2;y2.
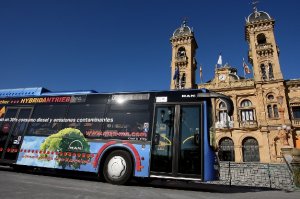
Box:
103;150;133;185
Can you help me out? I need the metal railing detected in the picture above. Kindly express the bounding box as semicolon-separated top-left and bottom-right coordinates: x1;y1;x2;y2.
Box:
215;121;234;129
239;120;258;128
292;119;300;127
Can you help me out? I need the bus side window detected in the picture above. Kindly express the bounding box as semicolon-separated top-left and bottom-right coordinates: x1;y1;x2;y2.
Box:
65;104;106;137
104;101;150;141
26;105;68;136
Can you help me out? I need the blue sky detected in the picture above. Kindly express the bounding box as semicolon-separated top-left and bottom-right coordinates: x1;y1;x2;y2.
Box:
0;0;299;92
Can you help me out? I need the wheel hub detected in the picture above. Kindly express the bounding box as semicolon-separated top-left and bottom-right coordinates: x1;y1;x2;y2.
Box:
107;156;126;179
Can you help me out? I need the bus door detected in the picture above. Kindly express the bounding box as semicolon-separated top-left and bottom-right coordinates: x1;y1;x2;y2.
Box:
0;107;33;162
151;104;202;179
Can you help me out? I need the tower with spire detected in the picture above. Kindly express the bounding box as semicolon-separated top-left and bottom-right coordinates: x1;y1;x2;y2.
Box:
245;2;283;82
170;20;198;90
244;2;289;130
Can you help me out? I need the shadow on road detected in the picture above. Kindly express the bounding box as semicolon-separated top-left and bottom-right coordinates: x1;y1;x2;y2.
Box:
140;180;277;193
0;166;279;193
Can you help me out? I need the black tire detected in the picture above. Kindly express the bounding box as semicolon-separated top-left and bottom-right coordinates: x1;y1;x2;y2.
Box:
103;150;133;185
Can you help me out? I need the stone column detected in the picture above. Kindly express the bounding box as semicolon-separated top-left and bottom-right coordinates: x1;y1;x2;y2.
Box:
235;145;243;163
232;95;238;128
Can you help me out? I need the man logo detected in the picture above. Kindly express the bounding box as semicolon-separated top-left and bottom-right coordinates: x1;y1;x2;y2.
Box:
68;140;84;151
182;94;196;98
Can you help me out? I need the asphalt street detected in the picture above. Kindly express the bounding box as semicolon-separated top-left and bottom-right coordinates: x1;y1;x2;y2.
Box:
0;166;299;199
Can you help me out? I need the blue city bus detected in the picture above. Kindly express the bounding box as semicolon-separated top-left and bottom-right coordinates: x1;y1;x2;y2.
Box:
0;87;233;185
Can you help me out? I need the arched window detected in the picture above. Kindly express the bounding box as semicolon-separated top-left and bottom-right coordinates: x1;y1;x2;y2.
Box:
220;101;226;108
242;137;260;162
292;106;300;119
241;100;252;107
273;105;279;118
266;94;279;119
180;73;186;88
267;104;279;118
177;47;186;58
261;64;267;80
240;100;255;123
267;105;273;118
268;63;274;79
267;94;274;100
218;101;232;128
218;138;235;161
219;101;228;122
257;33;267;44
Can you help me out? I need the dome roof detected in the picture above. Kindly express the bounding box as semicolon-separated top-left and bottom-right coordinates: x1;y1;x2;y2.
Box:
247;11;272;23
172;20;193;37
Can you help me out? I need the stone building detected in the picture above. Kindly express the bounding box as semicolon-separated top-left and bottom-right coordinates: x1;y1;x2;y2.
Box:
170;5;300;163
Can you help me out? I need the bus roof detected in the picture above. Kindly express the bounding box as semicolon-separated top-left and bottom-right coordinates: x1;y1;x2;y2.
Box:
0;87;48;98
0;87;211;98
0;87;233;115
0;87;99;98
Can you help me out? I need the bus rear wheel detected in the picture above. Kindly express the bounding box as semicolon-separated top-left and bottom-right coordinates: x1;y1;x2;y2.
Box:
103;150;133;185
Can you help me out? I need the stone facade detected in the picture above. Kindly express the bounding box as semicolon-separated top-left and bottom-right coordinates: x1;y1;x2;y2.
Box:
170;6;300;163
211;162;295;191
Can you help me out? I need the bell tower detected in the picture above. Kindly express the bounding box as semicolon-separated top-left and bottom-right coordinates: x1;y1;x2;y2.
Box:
170;20;198;89
245;4;283;82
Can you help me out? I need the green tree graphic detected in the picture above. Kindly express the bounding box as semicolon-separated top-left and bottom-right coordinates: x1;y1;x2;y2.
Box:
40;128;90;169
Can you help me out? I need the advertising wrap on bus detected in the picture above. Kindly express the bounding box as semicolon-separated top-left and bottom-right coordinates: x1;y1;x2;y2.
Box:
0;100;152;177
17;134;150;177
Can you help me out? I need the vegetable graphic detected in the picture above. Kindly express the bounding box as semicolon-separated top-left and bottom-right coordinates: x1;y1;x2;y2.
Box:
40;128;90;169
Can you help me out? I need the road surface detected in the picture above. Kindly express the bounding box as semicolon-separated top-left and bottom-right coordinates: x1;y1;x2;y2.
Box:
0;166;299;199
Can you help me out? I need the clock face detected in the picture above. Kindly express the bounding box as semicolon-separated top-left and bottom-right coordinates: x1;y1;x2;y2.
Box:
219;74;226;81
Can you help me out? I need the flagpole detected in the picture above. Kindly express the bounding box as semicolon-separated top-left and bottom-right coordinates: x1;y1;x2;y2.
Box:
200;65;203;84
243;58;246;78
243;57;252;79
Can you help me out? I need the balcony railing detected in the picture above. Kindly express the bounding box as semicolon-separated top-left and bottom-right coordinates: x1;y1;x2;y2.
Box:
215;121;234;129
256;43;273;50
199;79;255;89
292;119;300;127
175;81;186;89
239;120;258;129
175;56;188;63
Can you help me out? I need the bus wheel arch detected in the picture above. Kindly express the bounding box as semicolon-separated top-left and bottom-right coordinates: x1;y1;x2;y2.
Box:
101;148;134;185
